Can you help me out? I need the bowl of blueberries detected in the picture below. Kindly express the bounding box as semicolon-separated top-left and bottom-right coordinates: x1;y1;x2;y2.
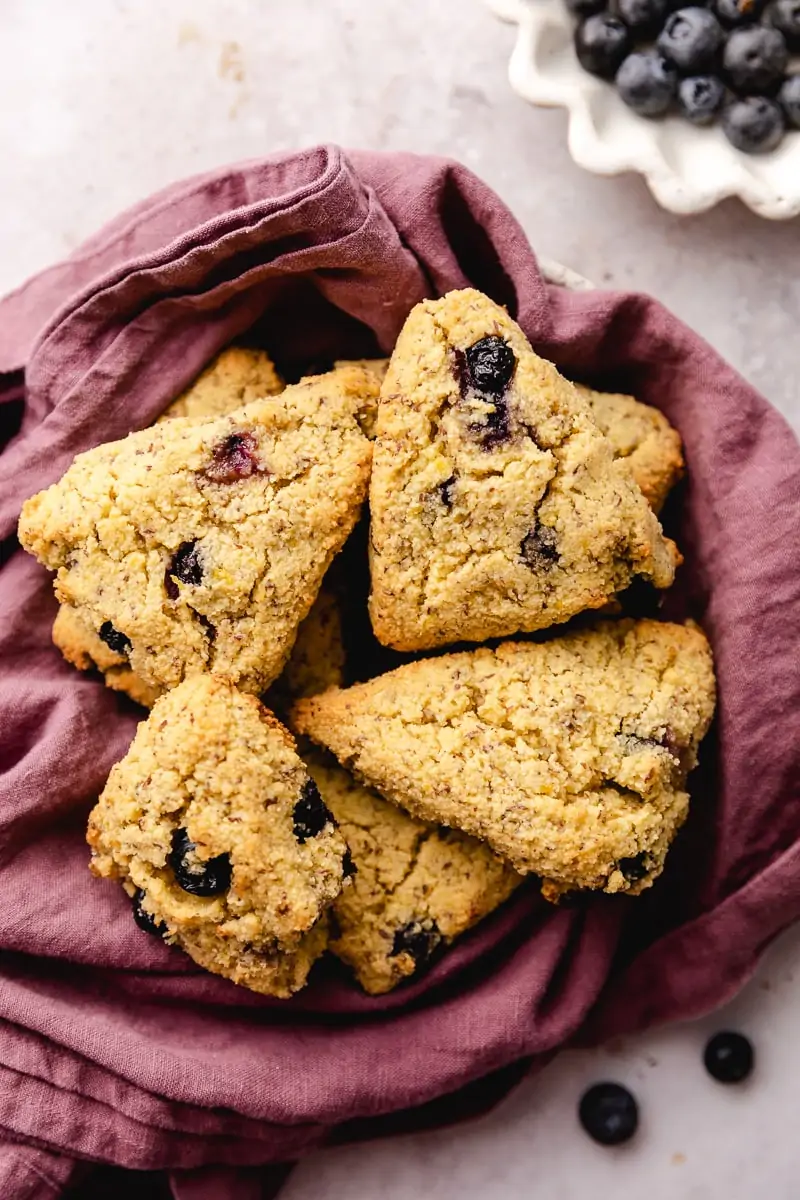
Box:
486;0;800;215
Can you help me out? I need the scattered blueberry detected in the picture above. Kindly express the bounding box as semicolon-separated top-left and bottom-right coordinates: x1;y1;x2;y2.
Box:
390;920;442;968
615;0;671;37
618;852;650;882
658;8;724;72
132;888;168;938
521;524;559;569
464;336;517;396
722;95;785;150
768;0;800;49
677;74;727;123
204;431;261;484
165;540;204;599
575;13;633;80
616;51;678;115
566;0;608;15
168;827;232;896
704;1031;755;1083
779;72;800;126
714;0;766;24
293;779;334;843
723;25;788;94
98;621;131;655
579;1082;639;1145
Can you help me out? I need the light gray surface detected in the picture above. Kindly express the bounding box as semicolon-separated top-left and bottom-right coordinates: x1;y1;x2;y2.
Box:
2;3;799;1197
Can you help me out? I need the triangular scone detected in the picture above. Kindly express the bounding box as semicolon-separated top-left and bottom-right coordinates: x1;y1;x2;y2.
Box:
368;288;678;651
292;619;716;898
20;374;372;695
159;345;284;422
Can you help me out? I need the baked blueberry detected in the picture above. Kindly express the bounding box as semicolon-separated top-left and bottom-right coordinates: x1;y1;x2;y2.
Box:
438;476;457;508
521;524;559;569
165;540;203;599
579;1082;639;1145
132;888;168;938
293;778;334;843
713;0;766;24
722;96;785;150
677;74;727;123
204;431;260;484
768;0;800;50
464;337;517;396
616;51;678;115
98;621;132;655
575;14;633;80
723;25;788;93
779;72;800;126
390;920;442;968
168;827;232;896
657;8;724;72
618;852;650;882
614;0;671;36
566;0;608;16
704;1031;754;1083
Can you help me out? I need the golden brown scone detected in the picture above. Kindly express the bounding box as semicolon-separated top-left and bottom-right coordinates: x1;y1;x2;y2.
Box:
160;346;283;421
302;362;383;439
52;604;162;708
292;619;716;900
368;288;679;653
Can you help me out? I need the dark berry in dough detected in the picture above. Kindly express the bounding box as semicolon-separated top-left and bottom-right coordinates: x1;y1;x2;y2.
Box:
99;621;132;655
132;888;168;938
204;432;260;484
521;525;559;569
464;337;517;396
293;779;334;843
168;827;232;896
390;920;442;968
165;540;204;599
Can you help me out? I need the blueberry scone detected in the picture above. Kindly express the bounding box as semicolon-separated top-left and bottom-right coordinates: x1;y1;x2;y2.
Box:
292;619;716;899
575;384;684;513
308;753;521;994
303;362;383;439
52;603;162;708
368;288;679;652
159;346;283;422
88;675;348;996
20;373;372;695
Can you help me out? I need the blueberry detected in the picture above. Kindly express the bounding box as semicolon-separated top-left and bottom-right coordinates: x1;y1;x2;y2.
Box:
132;888;168;938
616;51;678;115
618;852;650;882
566;0;608;16
704;1031;754;1083
657;8;724;72
292;779;334;843
713;0;766;24
722;96;785;150
768;0;800;50
723;26;788;94
98;621;131;655
520;524;559;569
779;72;800;126
165;540;203;599
168;828;232;896
614;0;671;35
204;431;260;484
677;74;727;123
463;337;516;396
579;1083;639;1145
390;920;442;968
575;14;632;80
438;476;457;508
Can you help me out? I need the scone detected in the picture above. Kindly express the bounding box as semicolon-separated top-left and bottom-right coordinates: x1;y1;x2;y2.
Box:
308;753;521;994
88;676;348;996
292;619;716;899
368;288;678;652
303;362;383;439
576;384;684;513
159;345;283;421
52;603;162;708
20;373;372;696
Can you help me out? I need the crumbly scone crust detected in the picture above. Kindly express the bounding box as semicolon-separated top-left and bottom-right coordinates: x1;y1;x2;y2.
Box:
52;604;163;708
368;289;678;651
88;676;346;995
161;346;283;421
303;362;383;439
292;619;715;897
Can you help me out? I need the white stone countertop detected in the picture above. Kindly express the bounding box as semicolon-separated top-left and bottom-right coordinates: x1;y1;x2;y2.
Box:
2;2;799;1197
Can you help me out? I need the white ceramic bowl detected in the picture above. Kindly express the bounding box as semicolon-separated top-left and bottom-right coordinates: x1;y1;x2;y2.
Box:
486;0;800;217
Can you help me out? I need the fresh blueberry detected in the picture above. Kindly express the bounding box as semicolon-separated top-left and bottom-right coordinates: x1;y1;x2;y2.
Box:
463;337;517;396
616;51;678;115
768;0;800;50
293;779;334;843
713;0;766;24
98;621;131;655
566;0;608;16
168;828;232;896
722;96;785;150
390;920;442;969
779;72;800;126
723;25;788;94
678;73;727;122
575;13;633;80
704;1031;754;1083
520;524;559;569
614;0;671;36
618;852;650;882
204;431;260;484
579;1083;639;1145
657;8;724;72
165;540;203;599
132;888;168;938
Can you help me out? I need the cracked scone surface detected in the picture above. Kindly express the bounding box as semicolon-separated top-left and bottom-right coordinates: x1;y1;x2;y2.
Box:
576;384;684;513
161;346;283;421
368;288;678;652
307;753;521;994
88;675;347;996
20;374;372;695
292;619;716;897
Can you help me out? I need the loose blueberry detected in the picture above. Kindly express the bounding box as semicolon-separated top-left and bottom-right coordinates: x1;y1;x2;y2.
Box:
575;13;633;79
722;95;785;150
704;1031;754;1083
657;8;724;73
678;74;727;122
204;431;260;484
521;524;559;569
768;0;800;49
566;0;608;15
293;779;334;843
618;852;650;882
579;1082;639;1145
779;73;800;126
132;888;168;938
723;25;788;93
165;540;203;599
168;827;232;896
390;920;442;968
463;336;517;396
614;0;672;34
713;0;766;24
99;621;132;655
616;51;678;115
